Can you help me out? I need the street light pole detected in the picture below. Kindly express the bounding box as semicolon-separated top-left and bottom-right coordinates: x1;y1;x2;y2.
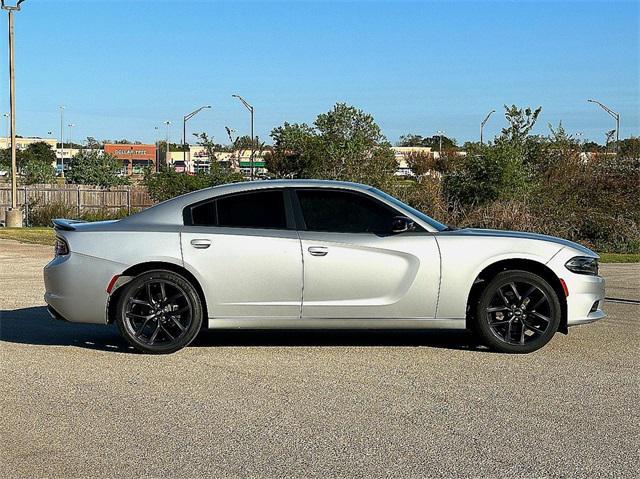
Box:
480;110;495;145
436;130;445;157
588;99;620;155
154;126;160;172
232;94;255;180
3;113;8;143
2;0;25;227
182;106;211;170
164;121;171;169
67;123;75;148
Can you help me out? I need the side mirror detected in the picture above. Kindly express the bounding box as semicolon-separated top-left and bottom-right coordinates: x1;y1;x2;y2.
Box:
391;216;415;233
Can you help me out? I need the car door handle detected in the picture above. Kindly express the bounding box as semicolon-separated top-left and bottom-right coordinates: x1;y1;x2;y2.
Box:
308;246;328;256
190;239;211;249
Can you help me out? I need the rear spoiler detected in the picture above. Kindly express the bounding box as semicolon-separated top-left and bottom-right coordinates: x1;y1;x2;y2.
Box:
52;218;87;231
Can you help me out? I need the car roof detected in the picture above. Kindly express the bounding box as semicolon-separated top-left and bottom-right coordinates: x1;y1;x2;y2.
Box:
122;179;373;226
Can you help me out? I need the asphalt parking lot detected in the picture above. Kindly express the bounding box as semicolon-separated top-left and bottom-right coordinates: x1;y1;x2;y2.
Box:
1;239;639;478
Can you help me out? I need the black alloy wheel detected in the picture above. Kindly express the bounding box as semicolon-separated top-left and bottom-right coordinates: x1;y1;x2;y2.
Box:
116;270;203;354
475;270;561;353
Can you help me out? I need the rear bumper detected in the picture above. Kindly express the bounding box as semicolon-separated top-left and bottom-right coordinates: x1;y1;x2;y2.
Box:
43;252;126;324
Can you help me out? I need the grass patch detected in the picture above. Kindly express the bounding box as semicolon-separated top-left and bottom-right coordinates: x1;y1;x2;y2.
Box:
599;253;640;263
0;227;56;245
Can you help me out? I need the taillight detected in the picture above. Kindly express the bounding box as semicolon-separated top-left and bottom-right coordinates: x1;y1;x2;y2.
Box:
54;237;69;256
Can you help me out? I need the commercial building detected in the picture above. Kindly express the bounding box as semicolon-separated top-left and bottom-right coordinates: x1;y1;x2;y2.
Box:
0;136;57;151
103;144;156;175
391;146;434;176
167;147;268;177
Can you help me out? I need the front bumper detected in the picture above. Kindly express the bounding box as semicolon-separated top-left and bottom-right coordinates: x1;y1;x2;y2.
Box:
546;248;606;327
566;275;606;327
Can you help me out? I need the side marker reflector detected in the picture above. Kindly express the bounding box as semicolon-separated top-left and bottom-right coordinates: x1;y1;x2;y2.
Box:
559;278;569;297
106;275;120;294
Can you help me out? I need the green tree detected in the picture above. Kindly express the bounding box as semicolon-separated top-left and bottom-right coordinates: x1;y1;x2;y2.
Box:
85;137;102;149
266;104;397;187
442;147;504;206
443;105;542;206
193;131;245;180
312;103;397;187
500;105;542;144
0;141;56;184
265;122;319;178
142;167;243;202
143;132;243;202
66;150;130;187
583;141;605;152
397;133;457;150
404;150;435;177
142;168;212;202
619;137;640;159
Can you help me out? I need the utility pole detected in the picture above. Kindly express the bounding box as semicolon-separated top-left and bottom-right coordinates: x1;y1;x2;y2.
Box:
2;0;25;227
182;106;211;171
588;99;620;155
59;105;65;178
480;110;495;145
232;94;255;180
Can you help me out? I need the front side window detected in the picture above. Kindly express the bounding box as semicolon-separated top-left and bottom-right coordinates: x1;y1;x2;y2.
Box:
188;190;287;229
296;189;398;234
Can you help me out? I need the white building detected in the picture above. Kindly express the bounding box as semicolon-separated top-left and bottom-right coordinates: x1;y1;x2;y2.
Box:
167;146;268;177
0;136;57;151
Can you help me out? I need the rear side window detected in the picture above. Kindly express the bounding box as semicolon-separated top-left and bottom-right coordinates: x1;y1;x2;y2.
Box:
187;190;287;229
191;201;216;226
296;189;397;233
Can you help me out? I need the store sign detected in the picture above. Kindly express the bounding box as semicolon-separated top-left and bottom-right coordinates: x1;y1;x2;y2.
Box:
104;143;156;161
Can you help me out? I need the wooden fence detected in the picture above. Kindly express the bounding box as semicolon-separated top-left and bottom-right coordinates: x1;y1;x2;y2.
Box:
0;184;154;225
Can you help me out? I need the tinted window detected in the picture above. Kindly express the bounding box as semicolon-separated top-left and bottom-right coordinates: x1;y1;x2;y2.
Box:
297;190;397;233
369;187;448;231
217;190;287;229
191;200;216;226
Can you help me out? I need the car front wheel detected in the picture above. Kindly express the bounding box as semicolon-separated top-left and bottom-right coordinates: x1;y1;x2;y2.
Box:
475;270;561;353
116;270;203;354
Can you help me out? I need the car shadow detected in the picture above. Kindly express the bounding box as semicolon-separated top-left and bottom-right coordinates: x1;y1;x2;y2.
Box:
0;306;134;353
1;306;485;353
193;328;483;351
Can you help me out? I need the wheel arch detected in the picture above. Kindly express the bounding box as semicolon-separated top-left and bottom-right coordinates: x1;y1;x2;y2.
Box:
106;261;208;326
466;258;568;334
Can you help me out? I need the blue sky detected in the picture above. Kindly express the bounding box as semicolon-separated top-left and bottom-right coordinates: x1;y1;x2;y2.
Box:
1;0;638;145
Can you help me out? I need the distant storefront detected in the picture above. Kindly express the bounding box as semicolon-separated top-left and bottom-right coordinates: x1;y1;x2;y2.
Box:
104;143;156;175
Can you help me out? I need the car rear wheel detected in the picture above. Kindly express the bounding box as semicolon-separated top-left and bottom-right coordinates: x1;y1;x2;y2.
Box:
474;270;561;353
116;270;203;354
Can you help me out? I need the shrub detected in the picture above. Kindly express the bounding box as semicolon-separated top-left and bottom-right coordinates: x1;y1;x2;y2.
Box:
26;200;137;227
142;167;243;203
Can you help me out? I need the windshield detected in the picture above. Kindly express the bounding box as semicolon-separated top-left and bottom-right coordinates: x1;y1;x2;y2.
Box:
369;187;450;232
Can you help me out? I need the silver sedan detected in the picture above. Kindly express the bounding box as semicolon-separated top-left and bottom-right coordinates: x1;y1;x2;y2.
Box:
43;180;605;354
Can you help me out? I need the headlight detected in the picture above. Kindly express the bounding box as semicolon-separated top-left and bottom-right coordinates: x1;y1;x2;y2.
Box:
565;256;599;275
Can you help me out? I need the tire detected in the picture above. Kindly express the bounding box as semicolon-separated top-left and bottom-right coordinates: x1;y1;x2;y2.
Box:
474;270;561;354
116;270;203;354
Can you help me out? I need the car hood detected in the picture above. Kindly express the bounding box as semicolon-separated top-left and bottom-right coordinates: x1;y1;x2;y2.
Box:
443;228;597;257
